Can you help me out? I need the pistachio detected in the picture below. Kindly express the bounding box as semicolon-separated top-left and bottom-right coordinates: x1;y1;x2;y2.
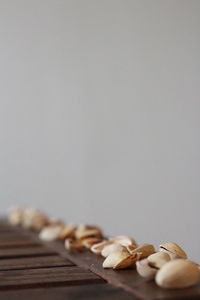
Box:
110;236;137;247
75;225;103;240
101;243;125;258
39;225;63;241
59;224;77;240
65;238;84;251
148;252;171;269
156;259;199;289
103;250;140;269
22;208;49;231
82;237;102;248
160;242;187;259
136;258;157;279
128;244;155;258
90;240;112;254
8;206;24;226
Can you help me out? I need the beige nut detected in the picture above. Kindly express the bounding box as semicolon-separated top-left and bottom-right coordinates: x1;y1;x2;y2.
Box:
39;225;63;241
156;259;199;289
109;236;137;247
22;208;49;231
160;242;187;259
101;243;125;258
136;258;157;279
147;252;171;269
75;225;103;240
103;250;140;269
128;244;155;258
59;224;77;240
90;240;112;254
8;206;24;226
82;237;102;248
65;238;84;251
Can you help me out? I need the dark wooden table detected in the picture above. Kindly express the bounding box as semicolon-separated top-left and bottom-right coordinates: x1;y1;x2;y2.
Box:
0;219;199;300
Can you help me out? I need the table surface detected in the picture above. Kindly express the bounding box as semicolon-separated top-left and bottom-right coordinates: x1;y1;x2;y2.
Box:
0;219;199;300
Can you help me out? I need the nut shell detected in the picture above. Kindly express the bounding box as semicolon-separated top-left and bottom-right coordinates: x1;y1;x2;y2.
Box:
128;244;155;258
148;252;171;269
136;258;157;279
159;242;187;259
156;259;199;289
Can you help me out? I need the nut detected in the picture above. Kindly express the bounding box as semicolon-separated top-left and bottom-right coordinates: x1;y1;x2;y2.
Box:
147;252;171;269
75;225;103;240
8;206;24;226
101;243;125;258
128;244;155;258
156;259;199;289
90;240;112;254
82;237;102;249
103;250;140;269
22;208;49;231
160;242;187;259
136;258;157;279
65;238;84;251
59;224;77;240
110;236;137;247
39;225;63;241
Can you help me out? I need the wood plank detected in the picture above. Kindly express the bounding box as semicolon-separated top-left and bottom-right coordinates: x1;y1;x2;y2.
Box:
0;266;104;290
0;284;136;300
37;239;200;300
0;255;74;271
0;239;41;248
0;246;58;258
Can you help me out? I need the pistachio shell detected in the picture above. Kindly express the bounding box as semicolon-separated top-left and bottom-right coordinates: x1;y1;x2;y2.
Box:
8;206;24;226
103;250;139;269
160;242;187;259
90;240;112;254
148;252;171;269
82;237;102;248
39;225;62;241
65;238;84;251
22;209;49;231
156;259;199;289
101;243;125;258
128;244;155;258
110;236;137;247
59;224;77;240
75;225;102;240
115;252;140;269
136;258;157;279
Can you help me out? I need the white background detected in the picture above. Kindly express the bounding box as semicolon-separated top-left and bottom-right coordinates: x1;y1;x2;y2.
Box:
0;1;199;261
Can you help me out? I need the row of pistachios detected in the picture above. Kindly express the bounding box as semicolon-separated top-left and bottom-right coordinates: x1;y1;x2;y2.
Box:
8;207;200;289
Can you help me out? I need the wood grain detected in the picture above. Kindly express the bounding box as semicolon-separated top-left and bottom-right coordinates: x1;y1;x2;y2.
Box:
0;255;74;271
0;266;104;290
0;245;58;258
0;284;136;300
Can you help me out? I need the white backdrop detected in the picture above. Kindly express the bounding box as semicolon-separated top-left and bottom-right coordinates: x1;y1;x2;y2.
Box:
0;0;200;261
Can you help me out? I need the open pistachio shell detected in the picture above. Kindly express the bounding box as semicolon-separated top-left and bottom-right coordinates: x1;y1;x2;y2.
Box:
82;237;102;248
75;225;103;240
90;240;112;254
160;242;187;259
59;224;77;240
65;238;84;251
110;236;137;247
128;244;155;258
103;250;139;269
101;243;125;258
39;225;63;241
8;206;24;226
